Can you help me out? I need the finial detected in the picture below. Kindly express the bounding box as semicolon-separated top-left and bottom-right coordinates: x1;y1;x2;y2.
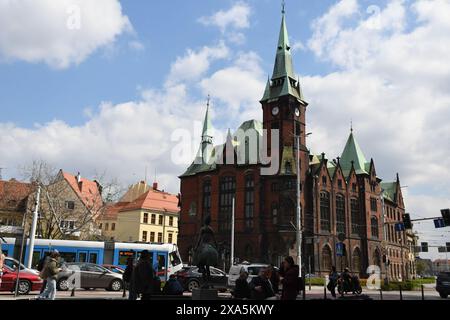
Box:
350;119;353;133
282;0;286;14
207;94;210;108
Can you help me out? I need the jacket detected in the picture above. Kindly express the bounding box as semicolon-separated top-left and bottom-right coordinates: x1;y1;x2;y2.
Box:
250;276;275;300
281;265;299;300
131;259;154;295
234;277;251;299
40;258;60;280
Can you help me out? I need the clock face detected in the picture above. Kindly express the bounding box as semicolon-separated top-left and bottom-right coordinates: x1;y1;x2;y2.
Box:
295;108;300;117
272;106;279;116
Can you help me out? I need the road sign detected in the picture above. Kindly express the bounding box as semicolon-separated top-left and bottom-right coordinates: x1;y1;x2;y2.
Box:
441;209;450;226
336;242;343;256
395;223;405;232
434;218;446;228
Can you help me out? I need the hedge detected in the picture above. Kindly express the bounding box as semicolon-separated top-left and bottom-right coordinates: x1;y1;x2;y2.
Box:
304;278;435;291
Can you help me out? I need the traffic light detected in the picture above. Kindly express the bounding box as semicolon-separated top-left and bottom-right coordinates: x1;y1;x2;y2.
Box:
403;213;412;229
441;209;450;227
421;242;428;252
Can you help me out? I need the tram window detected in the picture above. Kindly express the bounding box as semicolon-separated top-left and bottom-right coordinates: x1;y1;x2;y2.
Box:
157;254;167;271
79;252;87;263
59;252;76;263
32;251;41;268
89;253;98;264
169;251;181;266
119;251;135;265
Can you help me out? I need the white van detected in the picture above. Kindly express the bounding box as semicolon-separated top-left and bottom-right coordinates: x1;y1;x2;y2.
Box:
227;263;271;288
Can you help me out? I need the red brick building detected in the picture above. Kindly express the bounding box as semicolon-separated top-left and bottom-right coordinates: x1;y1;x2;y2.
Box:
178;10;411;277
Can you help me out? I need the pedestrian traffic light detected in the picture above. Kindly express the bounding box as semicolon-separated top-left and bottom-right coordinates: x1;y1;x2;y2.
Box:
441;209;450;227
402;213;412;229
421;242;428;252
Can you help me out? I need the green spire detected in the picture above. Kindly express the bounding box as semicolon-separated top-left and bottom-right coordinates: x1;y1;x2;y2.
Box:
202;95;213;144
340;130;369;174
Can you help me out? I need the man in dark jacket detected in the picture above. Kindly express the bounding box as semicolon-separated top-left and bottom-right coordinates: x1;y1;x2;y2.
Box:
233;271;251;299
132;250;154;300
123;257;136;300
249;268;275;300
279;256;299;300
163;274;184;295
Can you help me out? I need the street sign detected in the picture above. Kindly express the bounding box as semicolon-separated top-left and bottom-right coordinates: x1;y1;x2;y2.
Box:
434;218;446;228
441;209;450;226
336;242;344;257
395;223;405;232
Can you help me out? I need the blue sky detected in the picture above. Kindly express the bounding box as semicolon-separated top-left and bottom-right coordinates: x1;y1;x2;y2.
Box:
0;0;449;260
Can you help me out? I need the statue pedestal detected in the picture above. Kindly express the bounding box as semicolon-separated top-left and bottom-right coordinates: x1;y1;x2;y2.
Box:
192;288;218;300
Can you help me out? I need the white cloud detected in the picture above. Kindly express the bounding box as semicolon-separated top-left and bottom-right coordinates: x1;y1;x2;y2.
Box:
198;2;251;33
128;40;145;52
167;42;230;86
302;0;450;254
0;0;132;69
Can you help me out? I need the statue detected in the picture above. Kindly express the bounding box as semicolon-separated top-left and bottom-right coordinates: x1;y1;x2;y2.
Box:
193;215;219;289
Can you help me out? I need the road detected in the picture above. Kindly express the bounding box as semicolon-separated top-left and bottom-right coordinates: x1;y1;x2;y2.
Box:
0;285;446;300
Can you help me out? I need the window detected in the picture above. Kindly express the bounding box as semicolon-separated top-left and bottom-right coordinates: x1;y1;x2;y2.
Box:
65;201;75;210
142;231;148;242
219;176;236;232
271;183;278;192
352;183;357;193
371;217;379;239
271;122;280;130
151;214;156;224
320;192;331;232
202;180;212;218
244;175;255;229
158;215;163;225
272;203;278;225
352;248;361;273
169;216;174;227
351;198;360;235
189;202;197;216
60;220;75;231
143;213;149;224
322;245;332;272
111;223;116;231
370;197;377;212
168;233;173;243
150;232;155;242
295;122;301;136
285;161;292;174
99;223;103;229
336;195;346;234
322;176;327;186
158;232;163;243
338;179;343;189
105;223;109;231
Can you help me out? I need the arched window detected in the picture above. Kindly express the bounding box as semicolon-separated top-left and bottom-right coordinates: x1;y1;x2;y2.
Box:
373;248;381;267
244;175;254;229
352;247;361;273
219;176;236;232
322;245;332;272
336;194;346;234
320;192;331;232
189;202;197;216
202;180;211;221
350;198;360;235
371;216;379;239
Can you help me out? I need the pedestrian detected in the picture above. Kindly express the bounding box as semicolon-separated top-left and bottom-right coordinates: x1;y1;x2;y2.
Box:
38;250;61;300
0;248;5;288
131;250;154;300
279;256;299;300
233;271;251;299
249;267;275;300
37;252;51;294
163;274;184;296
123;256;136;300
327;266;338;298
153;276;162;295
269;265;280;295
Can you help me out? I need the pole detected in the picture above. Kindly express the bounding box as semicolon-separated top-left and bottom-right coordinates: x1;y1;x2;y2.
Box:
296;135;302;277
26;185;41;269
230;197;235;268
14;205;29;297
309;256;311;291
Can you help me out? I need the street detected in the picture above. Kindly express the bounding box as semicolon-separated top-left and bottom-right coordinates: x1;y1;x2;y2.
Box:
0;285;446;301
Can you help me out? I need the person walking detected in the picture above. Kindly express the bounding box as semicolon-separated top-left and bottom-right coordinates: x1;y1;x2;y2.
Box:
233;271;251;299
279;256;299;300
123;256;136;300
163;274;184;295
131;250;154;300
37;252;51;294
327;266;339;298
38;250;61;300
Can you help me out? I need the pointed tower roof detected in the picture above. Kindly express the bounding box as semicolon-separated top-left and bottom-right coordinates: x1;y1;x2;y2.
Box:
202;95;213;140
340;130;369;175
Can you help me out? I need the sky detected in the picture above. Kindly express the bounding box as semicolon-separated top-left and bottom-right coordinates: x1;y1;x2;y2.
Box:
0;0;449;260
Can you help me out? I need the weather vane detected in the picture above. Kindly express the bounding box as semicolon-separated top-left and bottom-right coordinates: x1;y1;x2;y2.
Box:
282;0;286;14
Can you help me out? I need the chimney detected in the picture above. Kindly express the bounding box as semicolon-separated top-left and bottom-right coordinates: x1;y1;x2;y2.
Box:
77;172;82;190
153;182;158;191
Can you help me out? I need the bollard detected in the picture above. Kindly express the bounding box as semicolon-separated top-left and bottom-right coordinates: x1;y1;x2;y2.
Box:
421;285;425;301
379;289;383;301
302;288;306;300
399;284;403;301
71;274;76;297
324;286;327;300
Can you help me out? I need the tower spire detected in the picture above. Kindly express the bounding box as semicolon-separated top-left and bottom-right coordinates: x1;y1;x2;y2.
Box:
282;0;286;14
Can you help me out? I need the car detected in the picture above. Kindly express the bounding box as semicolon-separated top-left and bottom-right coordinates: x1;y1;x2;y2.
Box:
3;257;39;276
436;272;450;299
228;263;273;288
1;265;43;295
56;263;123;292
176;266;228;292
102;264;125;274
